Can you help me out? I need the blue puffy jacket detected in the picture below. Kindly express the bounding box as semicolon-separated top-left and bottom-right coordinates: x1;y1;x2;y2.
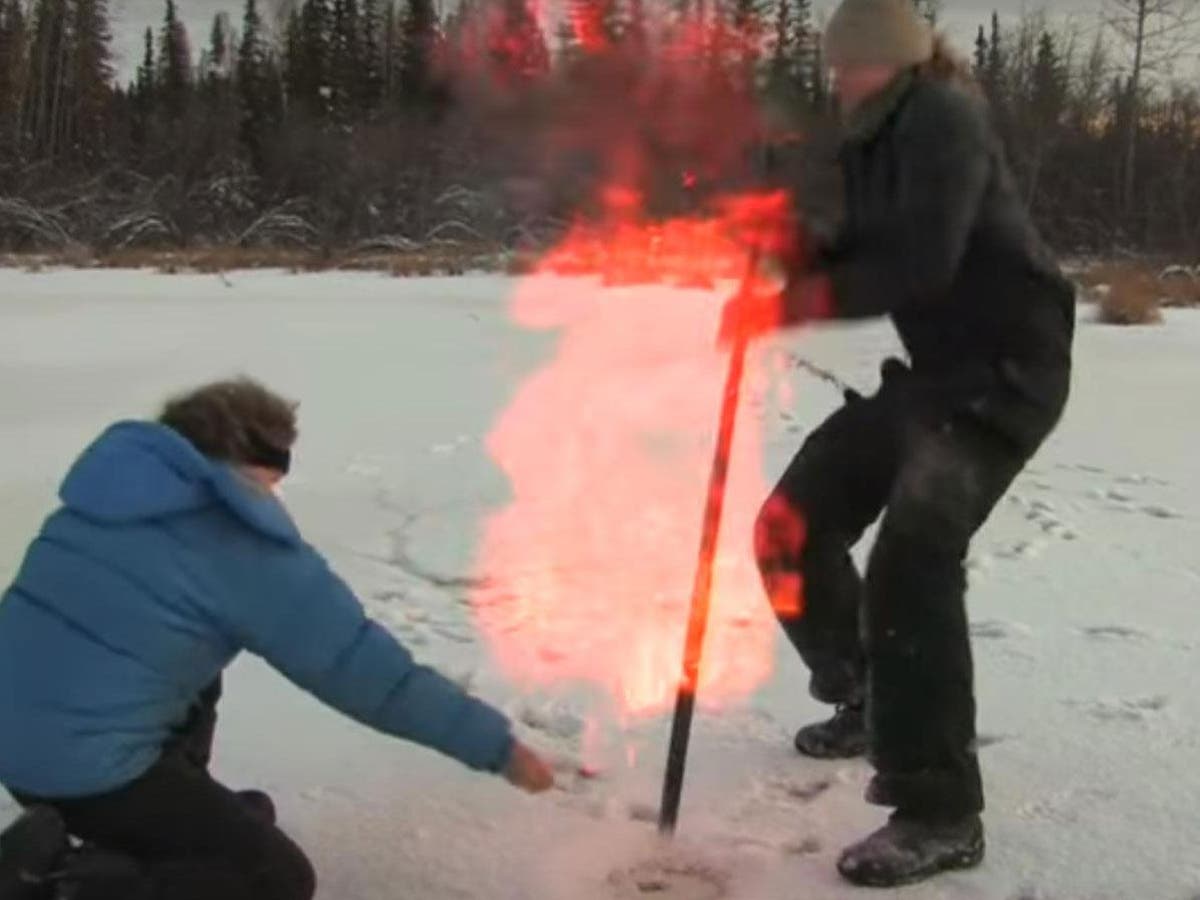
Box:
0;422;513;798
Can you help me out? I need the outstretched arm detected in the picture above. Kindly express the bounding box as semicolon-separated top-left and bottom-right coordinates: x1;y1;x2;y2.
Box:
234;547;514;774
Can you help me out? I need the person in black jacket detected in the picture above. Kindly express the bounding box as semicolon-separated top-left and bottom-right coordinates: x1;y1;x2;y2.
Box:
721;0;1075;887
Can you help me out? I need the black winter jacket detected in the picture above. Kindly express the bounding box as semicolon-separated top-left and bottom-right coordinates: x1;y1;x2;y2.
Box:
798;71;1075;453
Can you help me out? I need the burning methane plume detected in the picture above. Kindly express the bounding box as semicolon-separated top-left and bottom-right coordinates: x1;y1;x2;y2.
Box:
458;0;805;726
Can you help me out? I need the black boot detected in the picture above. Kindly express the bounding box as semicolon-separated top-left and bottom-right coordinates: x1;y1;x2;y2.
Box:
237;790;276;826
52;847;145;900
837;812;984;888
0;807;68;900
793;703;866;759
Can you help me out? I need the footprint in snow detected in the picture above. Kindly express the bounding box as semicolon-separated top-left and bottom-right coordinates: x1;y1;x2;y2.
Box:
429;623;476;644
1065;695;1169;723
608;858;729;900
1080;624;1152;643
1016;786;1117;825
517;703;586;741
1081;481;1183;520
1008;494;1079;541
1115;473;1171;487
971;619;1031;640
966;553;994;574
299;785;359;805
781;837;822;856
760;775;833;806
429;435;472;456
998;537;1050;561
627;802;658;824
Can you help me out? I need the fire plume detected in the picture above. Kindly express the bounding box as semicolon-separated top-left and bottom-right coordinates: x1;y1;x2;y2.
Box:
468;2;803;720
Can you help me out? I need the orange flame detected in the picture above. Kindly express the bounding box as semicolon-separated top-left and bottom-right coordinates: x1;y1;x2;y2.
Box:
466;3;803;721
472;192;799;718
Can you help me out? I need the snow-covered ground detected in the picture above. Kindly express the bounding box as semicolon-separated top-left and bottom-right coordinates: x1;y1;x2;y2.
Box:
1;268;1198;899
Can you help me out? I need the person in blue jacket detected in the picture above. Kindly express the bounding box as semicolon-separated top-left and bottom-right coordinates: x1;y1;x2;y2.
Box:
0;378;554;900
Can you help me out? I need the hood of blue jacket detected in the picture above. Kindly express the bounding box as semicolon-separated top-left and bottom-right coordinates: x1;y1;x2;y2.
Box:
59;421;300;545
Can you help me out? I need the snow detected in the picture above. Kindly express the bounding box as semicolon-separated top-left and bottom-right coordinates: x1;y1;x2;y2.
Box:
2;267;1200;899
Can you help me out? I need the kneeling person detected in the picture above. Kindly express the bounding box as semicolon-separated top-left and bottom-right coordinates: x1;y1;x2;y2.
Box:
0;378;553;900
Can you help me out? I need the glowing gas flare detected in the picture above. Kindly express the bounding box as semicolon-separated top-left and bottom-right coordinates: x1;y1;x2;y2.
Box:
466;2;804;719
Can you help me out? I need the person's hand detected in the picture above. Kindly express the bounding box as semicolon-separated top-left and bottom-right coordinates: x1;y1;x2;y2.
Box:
503;740;556;794
718;286;786;347
718;275;834;348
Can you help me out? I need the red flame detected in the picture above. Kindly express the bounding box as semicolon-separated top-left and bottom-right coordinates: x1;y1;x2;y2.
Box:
466;3;803;719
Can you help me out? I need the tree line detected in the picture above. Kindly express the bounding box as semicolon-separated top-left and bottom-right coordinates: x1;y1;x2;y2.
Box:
0;0;1197;257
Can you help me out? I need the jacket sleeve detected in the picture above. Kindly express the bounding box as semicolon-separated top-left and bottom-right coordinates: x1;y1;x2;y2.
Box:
232;545;514;774
822;85;992;319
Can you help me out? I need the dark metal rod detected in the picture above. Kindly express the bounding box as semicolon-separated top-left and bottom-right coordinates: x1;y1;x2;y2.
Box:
658;286;753;835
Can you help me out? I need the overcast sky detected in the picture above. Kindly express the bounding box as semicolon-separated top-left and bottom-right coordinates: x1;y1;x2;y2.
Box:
108;0;1170;84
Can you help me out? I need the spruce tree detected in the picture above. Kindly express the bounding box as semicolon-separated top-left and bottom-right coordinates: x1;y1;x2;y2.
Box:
24;0;71;157
70;0;115;157
789;0;814;106
490;0;548;85
767;0;792;85
205;12;234;83
0;0;29;148
1031;30;1065;128
383;0;398;100
137;26;156;97
360;0;387;113
297;0;333;116
239;0;283;166
731;0;765;69
158;0;192;117
808;29;826;112
398;0;438;103
985;11;1005;107
330;0;361;122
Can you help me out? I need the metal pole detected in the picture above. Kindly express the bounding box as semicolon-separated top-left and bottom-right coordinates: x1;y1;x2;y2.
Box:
658;258;757;835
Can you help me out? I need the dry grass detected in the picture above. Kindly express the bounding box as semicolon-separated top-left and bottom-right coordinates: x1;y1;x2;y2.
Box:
1;242;514;277
1098;268;1165;325
1075;260;1200;325
5;250;1200;323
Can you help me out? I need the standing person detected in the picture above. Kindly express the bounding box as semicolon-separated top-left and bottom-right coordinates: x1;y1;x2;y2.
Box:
0;378;555;900
721;0;1075;887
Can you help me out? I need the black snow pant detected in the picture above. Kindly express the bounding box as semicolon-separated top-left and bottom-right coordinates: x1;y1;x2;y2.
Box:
10;679;315;900
755;362;1038;819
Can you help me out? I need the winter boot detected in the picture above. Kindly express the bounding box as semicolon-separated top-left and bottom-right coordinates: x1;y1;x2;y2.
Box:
0;807;68;900
836;812;985;888
52;847;145;900
793;703;867;759
237;790;276;826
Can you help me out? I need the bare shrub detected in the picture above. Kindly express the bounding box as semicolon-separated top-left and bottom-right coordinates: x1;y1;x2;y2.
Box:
1097;266;1165;325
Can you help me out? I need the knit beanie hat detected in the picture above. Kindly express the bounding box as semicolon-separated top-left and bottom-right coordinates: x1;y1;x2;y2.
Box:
822;0;934;69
